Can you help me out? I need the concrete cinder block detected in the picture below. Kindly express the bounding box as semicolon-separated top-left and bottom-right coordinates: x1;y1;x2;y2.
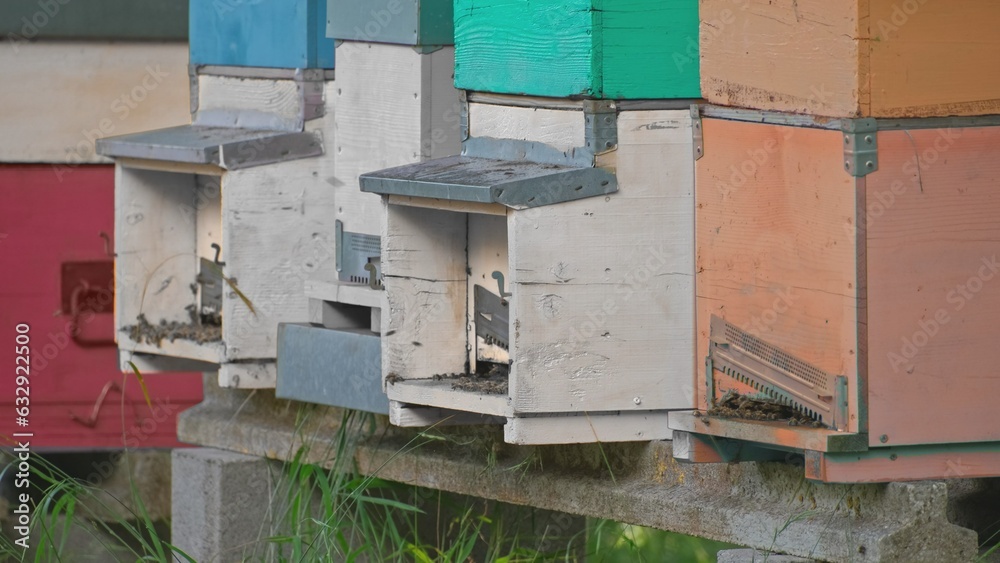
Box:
717;549;817;562
171;448;272;563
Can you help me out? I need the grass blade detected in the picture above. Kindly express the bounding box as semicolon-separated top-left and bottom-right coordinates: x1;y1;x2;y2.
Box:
125;361;153;410
208;262;257;316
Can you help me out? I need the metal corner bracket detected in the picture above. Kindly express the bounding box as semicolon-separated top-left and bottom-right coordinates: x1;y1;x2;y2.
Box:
583;100;618;154
842;118;878;177
691;105;703;161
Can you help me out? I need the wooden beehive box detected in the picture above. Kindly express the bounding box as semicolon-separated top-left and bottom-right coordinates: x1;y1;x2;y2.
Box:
326;0;453;46
670;106;1000;482
98;66;336;388
362;97;696;444
700;0;1000;118
454;0;700;99
190;0;334;69
276;22;461;410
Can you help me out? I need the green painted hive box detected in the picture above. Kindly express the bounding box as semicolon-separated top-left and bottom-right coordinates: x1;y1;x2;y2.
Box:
454;0;700;99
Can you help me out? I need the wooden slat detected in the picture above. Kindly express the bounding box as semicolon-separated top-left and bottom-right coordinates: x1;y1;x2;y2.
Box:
700;0;865;117
508;110;695;414
389;401;505;427
868;0;1000;117
806;443;1000;483
669;412;868;454
672;430;788;463
695;119;862;431
469;103;585;152
700;0;1000;117
221;158;337;361
386;379;510;417
504;412;672;445
332;43;461;237
382;204;468;382
117;335;223;366
219;361;277;389
0;42;189;163
0;0;187;41
865;126;1000;447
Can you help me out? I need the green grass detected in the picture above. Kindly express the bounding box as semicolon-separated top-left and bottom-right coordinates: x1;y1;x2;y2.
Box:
0;408;733;562
587;520;735;563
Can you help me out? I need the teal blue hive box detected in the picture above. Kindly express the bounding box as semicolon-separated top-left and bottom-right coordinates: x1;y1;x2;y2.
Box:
454;0;700;99
191;0;335;68
326;0;453;46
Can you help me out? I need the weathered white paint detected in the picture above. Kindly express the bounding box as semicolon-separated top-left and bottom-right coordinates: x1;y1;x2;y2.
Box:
0;41;189;163
115;165;199;333
382;203;468;384
219;361;276;389
381;105;696;441
386;380;510;418
221;157;337;362
504;412;673;445
389;401;505;427
113;77;339;387
195;74;303;130
469;103;584;151
332;42;461;239
304;279;385;309
508;110;694;414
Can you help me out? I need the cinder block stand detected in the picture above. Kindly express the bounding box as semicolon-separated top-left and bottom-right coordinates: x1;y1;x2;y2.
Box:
171;448;272;562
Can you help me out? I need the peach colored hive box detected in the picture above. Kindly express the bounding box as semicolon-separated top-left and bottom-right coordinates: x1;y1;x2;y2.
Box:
699;0;1000;118
670;106;1000;483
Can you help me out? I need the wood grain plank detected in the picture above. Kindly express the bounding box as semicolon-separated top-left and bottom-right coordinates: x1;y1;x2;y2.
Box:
454;0;596;97
695;119;861;430
0;42;189;163
509;110;695;414
865;126;1000;447
699;0;865;116
196;75;303;130
389;402;504;427
504;412;672;444
221;156;337;361
386;379;510;417
382;204;468;381
115;166;199;334
600;0;700;99
469;103;585;151
333;43;461;238
868;0;1000;117
219;361;276;389
806;444;1000;483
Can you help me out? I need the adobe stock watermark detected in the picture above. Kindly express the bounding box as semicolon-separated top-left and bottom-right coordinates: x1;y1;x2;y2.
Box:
6;0;72;54
566;245;675;344
888;255;1000;373
715;128;795;197
875;0;930;40
849;127;961;239
743;288;799;337
52;64;171;182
